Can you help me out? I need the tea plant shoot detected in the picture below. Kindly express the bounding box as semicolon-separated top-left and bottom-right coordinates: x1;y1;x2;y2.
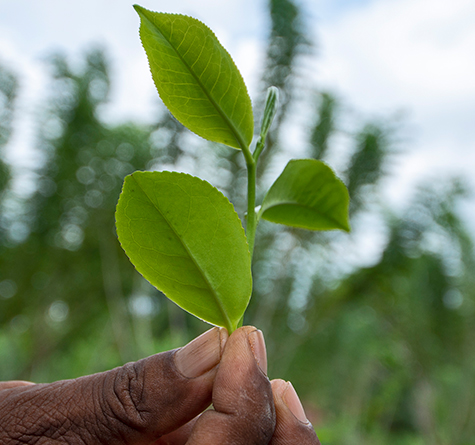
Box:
115;5;350;332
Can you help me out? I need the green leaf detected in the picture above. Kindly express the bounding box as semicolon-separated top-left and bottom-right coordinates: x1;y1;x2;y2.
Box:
259;159;350;231
134;5;254;150
116;171;252;332
260;86;279;140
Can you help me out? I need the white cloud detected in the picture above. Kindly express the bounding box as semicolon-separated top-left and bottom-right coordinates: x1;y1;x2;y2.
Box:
316;0;475;107
313;0;475;214
0;0;262;118
0;35;48;173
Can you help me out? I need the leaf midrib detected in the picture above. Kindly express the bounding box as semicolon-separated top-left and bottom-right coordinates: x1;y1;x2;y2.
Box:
262;200;347;229
140;10;248;151
132;174;233;331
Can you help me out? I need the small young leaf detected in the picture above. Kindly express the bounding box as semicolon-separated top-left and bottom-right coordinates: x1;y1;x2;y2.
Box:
259;159;350;231
253;86;279;162
134;5;254;150
116;171;252;332
260;86;279;140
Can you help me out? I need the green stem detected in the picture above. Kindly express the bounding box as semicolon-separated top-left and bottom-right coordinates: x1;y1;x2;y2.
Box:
253;137;265;163
246;160;257;259
241;144;257;259
244;86;279;256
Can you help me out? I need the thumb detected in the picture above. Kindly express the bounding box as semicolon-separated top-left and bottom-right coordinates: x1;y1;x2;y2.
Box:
0;327;227;445
0;381;35;391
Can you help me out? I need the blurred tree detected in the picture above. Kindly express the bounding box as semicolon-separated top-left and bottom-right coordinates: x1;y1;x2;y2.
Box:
255;0;310;177
278;180;475;444
0;49;209;382
309;92;337;161
0;0;474;444
261;0;309;117
0;63;17;209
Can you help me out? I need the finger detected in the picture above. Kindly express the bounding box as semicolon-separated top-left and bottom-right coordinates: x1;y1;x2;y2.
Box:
152;416;198;445
270;379;320;445
0;381;35;391
186;326;276;444
0;327;227;445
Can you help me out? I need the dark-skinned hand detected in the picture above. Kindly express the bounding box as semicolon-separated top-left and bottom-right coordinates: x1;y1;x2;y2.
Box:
0;326;320;444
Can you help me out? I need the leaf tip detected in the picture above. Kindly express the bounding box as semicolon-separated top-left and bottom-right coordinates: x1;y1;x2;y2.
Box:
133;4;147;19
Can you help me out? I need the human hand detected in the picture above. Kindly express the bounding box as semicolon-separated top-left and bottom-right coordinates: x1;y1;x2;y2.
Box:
0;326;319;444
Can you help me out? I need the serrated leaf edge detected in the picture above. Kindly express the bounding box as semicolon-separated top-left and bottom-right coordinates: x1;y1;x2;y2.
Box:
116;170;251;331
134;5;252;150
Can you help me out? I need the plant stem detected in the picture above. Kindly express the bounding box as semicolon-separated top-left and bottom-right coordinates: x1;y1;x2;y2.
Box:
246;159;257;259
253;137;265;162
241;144;257;259
238;88;279;260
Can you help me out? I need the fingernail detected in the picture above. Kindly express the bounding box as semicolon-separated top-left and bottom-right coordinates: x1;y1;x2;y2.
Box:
175;327;228;378
247;329;267;375
283;382;308;423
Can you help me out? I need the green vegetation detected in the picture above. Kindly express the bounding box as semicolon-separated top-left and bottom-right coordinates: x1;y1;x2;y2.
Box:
116;171;252;332
1;0;474;443
116;7;349;331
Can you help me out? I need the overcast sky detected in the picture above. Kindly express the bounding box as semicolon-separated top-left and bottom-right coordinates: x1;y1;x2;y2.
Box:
1;0;474;226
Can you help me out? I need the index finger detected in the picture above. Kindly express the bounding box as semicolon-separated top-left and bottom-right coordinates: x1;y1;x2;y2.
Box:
185;326;276;444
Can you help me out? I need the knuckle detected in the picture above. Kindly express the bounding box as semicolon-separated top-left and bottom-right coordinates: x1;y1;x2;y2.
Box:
103;361;150;432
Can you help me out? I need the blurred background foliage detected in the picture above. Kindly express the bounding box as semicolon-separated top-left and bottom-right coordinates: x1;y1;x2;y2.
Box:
1;0;474;443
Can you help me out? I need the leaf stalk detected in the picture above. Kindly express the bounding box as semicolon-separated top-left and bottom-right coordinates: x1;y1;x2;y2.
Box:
246;157;257;259
239;143;257;259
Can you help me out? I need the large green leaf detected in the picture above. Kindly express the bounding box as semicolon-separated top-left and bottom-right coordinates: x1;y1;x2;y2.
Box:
134;5;254;150
116;171;252;332
259;159;350;231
